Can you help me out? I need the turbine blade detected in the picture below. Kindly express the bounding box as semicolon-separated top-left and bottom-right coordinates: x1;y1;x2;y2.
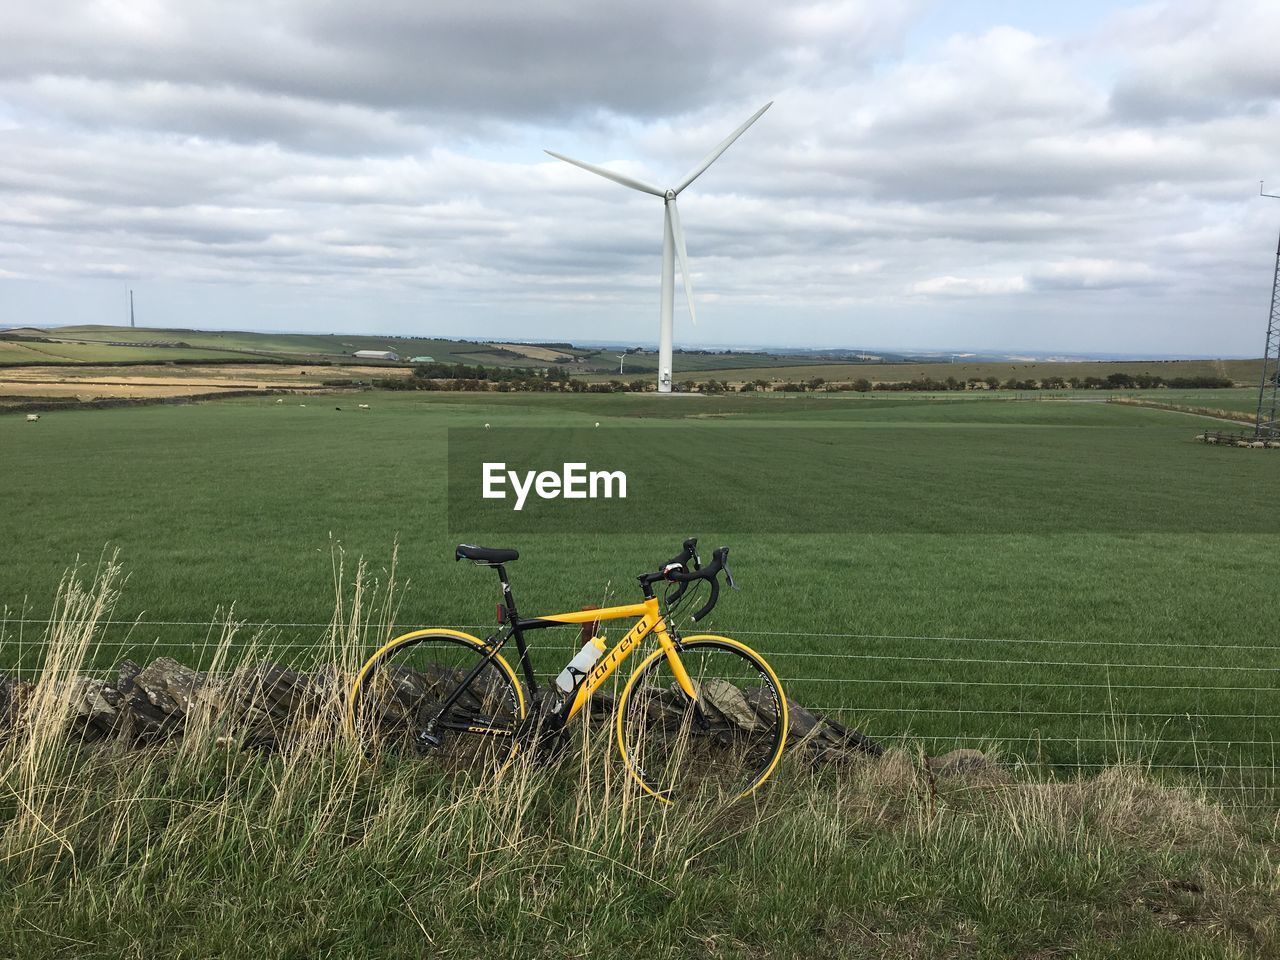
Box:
544;150;664;197
668;198;696;326
673;101;772;195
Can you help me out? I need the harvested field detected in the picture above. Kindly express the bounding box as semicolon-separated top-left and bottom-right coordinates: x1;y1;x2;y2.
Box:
482;342;578;362
0;363;396;400
0;382;237;399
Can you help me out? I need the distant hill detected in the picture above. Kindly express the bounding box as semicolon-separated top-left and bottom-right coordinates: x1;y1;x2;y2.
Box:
0;326;1263;388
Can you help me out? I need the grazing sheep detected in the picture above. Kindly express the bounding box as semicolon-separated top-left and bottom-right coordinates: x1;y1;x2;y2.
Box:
357;403;370;409
299;404;307;408
25;414;39;422
275;398;284;404
1250;440;1265;448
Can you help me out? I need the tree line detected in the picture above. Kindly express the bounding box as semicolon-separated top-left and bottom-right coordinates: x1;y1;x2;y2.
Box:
374;361;1236;394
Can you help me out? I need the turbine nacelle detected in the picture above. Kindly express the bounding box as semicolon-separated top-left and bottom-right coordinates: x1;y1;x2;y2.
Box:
547;101;772;393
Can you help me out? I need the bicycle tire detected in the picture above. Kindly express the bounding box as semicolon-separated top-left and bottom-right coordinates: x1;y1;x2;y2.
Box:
348;629;527;769
615;635;788;803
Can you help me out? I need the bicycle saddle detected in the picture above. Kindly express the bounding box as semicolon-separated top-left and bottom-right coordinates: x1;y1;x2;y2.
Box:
455;544;519;564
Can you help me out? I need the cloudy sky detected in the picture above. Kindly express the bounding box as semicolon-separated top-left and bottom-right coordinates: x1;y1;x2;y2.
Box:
2;0;1278;356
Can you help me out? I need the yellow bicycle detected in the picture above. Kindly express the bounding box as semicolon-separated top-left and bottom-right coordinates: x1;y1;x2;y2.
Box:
348;539;788;802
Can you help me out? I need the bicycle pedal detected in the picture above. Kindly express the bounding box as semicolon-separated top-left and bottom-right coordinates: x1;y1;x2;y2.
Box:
413;729;443;754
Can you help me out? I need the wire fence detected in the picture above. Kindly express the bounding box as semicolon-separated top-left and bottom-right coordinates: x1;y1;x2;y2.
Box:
2;616;1276;796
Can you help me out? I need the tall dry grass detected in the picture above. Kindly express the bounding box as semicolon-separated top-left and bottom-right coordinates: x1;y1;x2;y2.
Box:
1;554;1277;958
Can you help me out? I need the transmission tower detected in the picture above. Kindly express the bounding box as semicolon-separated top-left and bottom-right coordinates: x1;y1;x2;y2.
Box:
1257;183;1280;438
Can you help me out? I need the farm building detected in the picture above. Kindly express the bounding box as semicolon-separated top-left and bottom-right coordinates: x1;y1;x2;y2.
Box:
353;350;399;361
409;356;435;363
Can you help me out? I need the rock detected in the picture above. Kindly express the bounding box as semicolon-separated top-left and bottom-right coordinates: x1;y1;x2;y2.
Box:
774;695;884;761
115;660;142;690
228;662;338;749
740;684;882;760
66;676;122;742
240;662;317;720
111;657;195;743
0;674;34;738
8;655;890;767
134;657;204;715
698;678;765;732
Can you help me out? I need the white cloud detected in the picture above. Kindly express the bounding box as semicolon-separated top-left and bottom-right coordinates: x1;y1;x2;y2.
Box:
0;0;1275;356
1032;259;1162;290
910;275;1028;297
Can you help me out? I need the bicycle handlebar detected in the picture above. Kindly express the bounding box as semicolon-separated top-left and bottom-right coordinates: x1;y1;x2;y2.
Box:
641;540;736;622
661;537;700;605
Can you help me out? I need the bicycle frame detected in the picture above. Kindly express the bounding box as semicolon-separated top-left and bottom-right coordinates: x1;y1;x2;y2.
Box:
519;598;698;722
426;562;698;734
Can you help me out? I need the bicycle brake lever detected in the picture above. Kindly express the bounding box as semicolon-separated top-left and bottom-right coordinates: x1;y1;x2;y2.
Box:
723;563;739;591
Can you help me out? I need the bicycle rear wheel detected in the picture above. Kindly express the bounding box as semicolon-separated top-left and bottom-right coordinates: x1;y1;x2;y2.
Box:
616;635;788;802
348;629;526;769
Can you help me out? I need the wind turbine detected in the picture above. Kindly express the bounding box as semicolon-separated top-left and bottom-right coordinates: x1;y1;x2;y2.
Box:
617;353;627;375
547;102;772;393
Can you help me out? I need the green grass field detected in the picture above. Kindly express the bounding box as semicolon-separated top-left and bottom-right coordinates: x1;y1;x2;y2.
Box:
1;326;599;367
2;391;1276;787
0;338;251;364
1139;388;1265;414
4;389;1279;959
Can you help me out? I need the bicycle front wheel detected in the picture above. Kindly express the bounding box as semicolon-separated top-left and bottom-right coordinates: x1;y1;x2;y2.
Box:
348;629;526;770
616;635;788;803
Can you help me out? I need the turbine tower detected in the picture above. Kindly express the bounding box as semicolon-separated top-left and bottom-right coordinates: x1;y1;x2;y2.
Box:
617;353;627;375
548;103;772;393
1257;182;1280;438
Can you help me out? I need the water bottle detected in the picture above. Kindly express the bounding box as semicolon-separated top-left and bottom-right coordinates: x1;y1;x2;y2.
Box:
556;636;606;695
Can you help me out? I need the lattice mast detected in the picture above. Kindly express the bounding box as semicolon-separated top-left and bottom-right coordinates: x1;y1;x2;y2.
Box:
1257;183;1280;438
1257;233;1280;437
